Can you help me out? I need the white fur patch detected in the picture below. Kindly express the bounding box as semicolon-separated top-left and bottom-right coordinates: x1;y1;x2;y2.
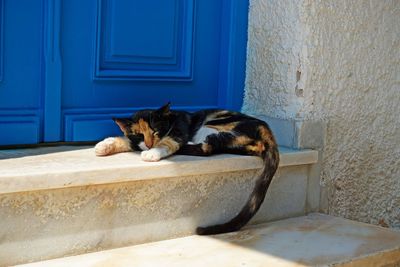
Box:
138;141;149;151
191;126;219;144
141;147;169;162
94;137;116;156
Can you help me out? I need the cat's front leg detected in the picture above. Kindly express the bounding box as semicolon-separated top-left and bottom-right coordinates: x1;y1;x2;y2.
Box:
95;136;132;156
141;137;180;162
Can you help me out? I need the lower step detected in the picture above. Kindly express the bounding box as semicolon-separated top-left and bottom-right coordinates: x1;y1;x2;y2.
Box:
17;213;400;267
0;146;318;266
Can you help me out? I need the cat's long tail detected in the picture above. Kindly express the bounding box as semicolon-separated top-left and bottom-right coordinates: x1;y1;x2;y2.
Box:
196;134;280;235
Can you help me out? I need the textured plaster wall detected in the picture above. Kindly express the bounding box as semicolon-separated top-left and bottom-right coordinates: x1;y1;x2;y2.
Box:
243;0;308;119
244;0;400;228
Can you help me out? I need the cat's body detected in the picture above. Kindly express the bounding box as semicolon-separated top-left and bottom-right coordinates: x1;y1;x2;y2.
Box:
95;103;279;235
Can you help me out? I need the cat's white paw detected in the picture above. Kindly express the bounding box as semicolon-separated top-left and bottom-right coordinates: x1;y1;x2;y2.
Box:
95;137;116;156
141;148;167;162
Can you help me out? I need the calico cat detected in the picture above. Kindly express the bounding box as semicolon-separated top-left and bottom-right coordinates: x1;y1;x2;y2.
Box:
95;103;279;235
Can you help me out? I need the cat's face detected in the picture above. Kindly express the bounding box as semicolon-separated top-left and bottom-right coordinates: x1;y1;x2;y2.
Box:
114;103;171;149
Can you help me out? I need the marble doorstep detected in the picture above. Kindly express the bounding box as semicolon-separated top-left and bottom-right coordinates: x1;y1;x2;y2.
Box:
0;146;318;194
0;145;319;266
16;213;400;267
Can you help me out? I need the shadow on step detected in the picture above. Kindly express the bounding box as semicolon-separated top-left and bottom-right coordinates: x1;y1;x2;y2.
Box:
0;145;91;160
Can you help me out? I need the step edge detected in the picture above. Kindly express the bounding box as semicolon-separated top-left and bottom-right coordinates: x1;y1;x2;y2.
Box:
15;213;400;267
332;246;400;267
0;148;318;194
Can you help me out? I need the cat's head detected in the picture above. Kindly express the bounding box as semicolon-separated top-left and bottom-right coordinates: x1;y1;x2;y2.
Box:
113;102;172;149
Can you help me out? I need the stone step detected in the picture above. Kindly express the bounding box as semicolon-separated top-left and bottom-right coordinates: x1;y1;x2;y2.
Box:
16;213;400;267
0;146;318;266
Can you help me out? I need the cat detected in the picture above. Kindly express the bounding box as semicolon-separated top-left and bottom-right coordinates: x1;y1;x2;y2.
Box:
95;103;279;235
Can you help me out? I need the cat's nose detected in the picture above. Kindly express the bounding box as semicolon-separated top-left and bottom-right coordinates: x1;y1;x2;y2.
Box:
145;139;153;149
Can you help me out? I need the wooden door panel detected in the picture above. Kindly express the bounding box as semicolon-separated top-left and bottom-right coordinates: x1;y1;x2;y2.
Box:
95;0;194;80
0;0;43;145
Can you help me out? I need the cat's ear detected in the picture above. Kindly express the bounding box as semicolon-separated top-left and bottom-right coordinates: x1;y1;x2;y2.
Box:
112;118;132;133
156;102;171;116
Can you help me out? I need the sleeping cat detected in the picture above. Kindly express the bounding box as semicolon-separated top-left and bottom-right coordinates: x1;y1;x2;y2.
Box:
95;103;279;235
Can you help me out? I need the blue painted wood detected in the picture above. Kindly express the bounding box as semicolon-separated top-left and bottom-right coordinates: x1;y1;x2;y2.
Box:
0;0;249;145
218;0;249;111
94;0;195;80
43;0;62;142
0;0;44;145
0;110;40;145
0;1;4;82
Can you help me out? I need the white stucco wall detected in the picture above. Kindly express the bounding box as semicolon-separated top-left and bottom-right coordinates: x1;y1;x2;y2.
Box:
242;0;307;119
243;0;400;228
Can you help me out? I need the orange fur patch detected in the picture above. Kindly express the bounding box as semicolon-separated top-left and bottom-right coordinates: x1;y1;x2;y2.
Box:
138;119;156;148
205;110;235;123
233;135;253;145
202;143;212;153
258;125;276;147
206;122;238;132
156;136;180;153
113;137;132;153
246;141;266;155
130;123;140;134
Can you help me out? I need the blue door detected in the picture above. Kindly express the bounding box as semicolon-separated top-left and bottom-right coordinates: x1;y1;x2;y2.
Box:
0;0;249;145
0;1;44;145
